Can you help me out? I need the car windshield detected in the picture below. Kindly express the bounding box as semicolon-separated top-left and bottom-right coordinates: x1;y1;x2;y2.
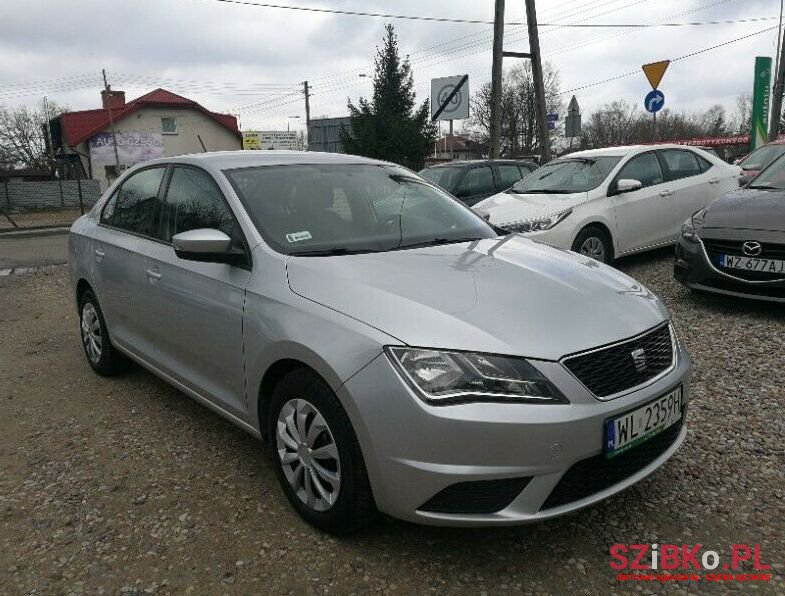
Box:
225;164;497;256
746;154;785;191
509;156;621;195
739;144;785;171
418;166;464;193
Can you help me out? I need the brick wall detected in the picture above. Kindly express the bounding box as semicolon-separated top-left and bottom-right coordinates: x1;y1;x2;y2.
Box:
1;180;103;212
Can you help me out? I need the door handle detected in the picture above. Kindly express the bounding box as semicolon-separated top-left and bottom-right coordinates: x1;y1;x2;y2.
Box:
94;248;105;262
145;268;162;282
708;177;720;184
659;190;674;197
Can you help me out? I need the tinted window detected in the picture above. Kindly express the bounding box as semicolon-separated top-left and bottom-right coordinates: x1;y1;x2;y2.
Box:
661;150;701;180
697;155;713;173
457;166;494;197
616;153;664;188
225;164;495;256
162;167;238;242
418;166;464;193
498;165;524;189
111;167;166;236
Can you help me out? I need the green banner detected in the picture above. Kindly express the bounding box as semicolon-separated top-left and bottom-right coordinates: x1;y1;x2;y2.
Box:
750;56;772;151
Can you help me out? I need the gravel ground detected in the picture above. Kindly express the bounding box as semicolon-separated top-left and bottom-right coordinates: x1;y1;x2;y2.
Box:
1;250;783;595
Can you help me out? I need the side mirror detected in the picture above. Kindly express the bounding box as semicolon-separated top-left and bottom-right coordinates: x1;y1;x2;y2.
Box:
738;175;752;187
172;228;243;264
615;179;643;194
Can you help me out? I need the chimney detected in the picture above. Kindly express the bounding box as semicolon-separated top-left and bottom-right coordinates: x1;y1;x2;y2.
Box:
101;89;126;111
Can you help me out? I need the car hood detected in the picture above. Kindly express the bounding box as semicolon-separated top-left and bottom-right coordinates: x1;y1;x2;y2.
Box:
703;187;785;232
473;191;588;226
286;236;668;361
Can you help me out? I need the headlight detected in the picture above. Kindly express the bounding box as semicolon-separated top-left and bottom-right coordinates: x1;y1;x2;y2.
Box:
386;347;567;405
501;209;572;234
680;208;707;243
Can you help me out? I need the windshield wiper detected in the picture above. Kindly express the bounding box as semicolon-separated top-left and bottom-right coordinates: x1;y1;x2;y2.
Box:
395;237;482;250
290;247;375;257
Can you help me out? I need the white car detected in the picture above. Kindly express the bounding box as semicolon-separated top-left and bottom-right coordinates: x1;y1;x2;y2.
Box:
474;144;741;263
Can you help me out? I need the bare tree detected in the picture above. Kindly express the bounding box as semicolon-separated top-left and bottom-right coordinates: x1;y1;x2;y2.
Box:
0;100;64;171
469;61;562;156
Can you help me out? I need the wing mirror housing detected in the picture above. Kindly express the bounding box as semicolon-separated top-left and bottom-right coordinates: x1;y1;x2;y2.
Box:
610;179;643;196
172;228;244;265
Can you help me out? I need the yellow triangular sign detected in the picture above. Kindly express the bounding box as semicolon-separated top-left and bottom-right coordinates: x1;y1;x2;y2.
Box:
642;60;670;90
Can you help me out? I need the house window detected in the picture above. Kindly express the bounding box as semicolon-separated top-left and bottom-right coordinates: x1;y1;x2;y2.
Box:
161;117;178;134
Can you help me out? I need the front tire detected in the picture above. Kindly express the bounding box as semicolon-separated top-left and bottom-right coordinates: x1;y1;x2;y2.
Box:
269;369;376;534
572;225;614;264
78;290;129;376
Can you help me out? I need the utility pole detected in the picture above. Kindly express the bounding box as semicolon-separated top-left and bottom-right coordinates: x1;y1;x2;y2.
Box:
489;0;506;159
769;3;785;141
102;69;121;172
525;0;551;163
303;81;311;151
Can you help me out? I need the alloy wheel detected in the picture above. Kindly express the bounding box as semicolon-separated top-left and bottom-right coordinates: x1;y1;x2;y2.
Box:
81;302;102;364
579;236;606;262
276;398;341;512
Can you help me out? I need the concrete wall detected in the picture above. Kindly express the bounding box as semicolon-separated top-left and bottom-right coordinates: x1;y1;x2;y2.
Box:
75;106;242;189
2;180;102;212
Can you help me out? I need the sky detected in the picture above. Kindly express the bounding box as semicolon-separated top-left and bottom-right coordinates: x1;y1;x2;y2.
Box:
0;0;781;137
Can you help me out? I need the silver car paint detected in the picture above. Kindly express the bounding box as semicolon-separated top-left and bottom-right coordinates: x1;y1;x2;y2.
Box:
70;151;691;526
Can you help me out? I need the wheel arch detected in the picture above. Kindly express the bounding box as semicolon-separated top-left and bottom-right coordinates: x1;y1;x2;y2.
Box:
573;220;616;259
75;278;94;305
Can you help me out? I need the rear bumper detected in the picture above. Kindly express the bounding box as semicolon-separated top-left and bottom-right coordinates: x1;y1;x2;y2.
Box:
338;340;691;526
674;235;785;303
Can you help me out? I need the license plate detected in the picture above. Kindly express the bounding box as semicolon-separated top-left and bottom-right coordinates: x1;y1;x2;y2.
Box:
719;254;785;274
604;387;682;459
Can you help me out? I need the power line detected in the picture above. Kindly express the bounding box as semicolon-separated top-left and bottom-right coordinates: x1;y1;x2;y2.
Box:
189;0;776;28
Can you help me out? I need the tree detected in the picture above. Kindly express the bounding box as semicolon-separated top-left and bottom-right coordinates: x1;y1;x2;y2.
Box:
340;25;436;169
0;100;64;171
469;61;562;156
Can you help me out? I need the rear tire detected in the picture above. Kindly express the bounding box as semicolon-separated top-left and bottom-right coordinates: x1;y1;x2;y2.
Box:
572;225;614;264
269;368;376;534
78;290;129;376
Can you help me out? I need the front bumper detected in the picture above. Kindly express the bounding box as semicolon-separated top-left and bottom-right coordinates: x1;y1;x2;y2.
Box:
338;338;691;526
674;234;785;303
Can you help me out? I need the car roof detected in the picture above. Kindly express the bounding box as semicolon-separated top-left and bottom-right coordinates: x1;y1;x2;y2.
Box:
426;159;536;168
140;150;395;170
562;144;715;159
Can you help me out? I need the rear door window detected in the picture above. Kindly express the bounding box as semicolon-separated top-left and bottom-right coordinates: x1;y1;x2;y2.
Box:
110;167;166;237
660;150;702;180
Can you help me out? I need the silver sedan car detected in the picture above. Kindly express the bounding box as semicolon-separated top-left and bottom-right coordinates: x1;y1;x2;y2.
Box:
69;151;691;534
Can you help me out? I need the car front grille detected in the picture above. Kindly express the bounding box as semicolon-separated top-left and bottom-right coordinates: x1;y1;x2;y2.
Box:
562;324;674;398
703;239;785;281
540;418;683;511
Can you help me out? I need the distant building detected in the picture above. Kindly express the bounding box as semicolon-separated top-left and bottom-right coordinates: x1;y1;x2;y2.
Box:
434;135;486;161
308;117;352;153
52;88;241;188
0;168;53;183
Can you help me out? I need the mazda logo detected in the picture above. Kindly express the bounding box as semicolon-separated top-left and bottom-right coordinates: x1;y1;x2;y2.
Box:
742;241;763;257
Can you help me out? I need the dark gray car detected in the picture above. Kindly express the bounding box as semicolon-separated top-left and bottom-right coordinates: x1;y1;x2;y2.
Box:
419;160;538;206
675;153;785;302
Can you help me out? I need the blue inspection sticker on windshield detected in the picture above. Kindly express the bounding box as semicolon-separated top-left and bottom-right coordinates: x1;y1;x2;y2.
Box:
286;231;312;243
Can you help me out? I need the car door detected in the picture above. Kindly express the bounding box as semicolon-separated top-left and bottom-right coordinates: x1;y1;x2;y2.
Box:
659;149;710;235
140;165;252;419
610;151;675;254
454;164;496;206
91;166;167;358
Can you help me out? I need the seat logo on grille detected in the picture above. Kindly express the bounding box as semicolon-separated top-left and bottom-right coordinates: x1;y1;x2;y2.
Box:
742;241;763;257
631;348;647;373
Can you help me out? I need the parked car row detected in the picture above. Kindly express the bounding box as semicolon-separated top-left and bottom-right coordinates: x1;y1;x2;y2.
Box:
418;159;538;206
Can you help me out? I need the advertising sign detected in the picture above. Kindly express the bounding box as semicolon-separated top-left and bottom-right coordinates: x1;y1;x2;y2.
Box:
89;132;165;167
750;56;772;152
243;130;300;150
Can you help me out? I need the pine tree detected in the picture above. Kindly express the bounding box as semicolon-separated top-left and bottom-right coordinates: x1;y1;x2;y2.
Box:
340;25;436;169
